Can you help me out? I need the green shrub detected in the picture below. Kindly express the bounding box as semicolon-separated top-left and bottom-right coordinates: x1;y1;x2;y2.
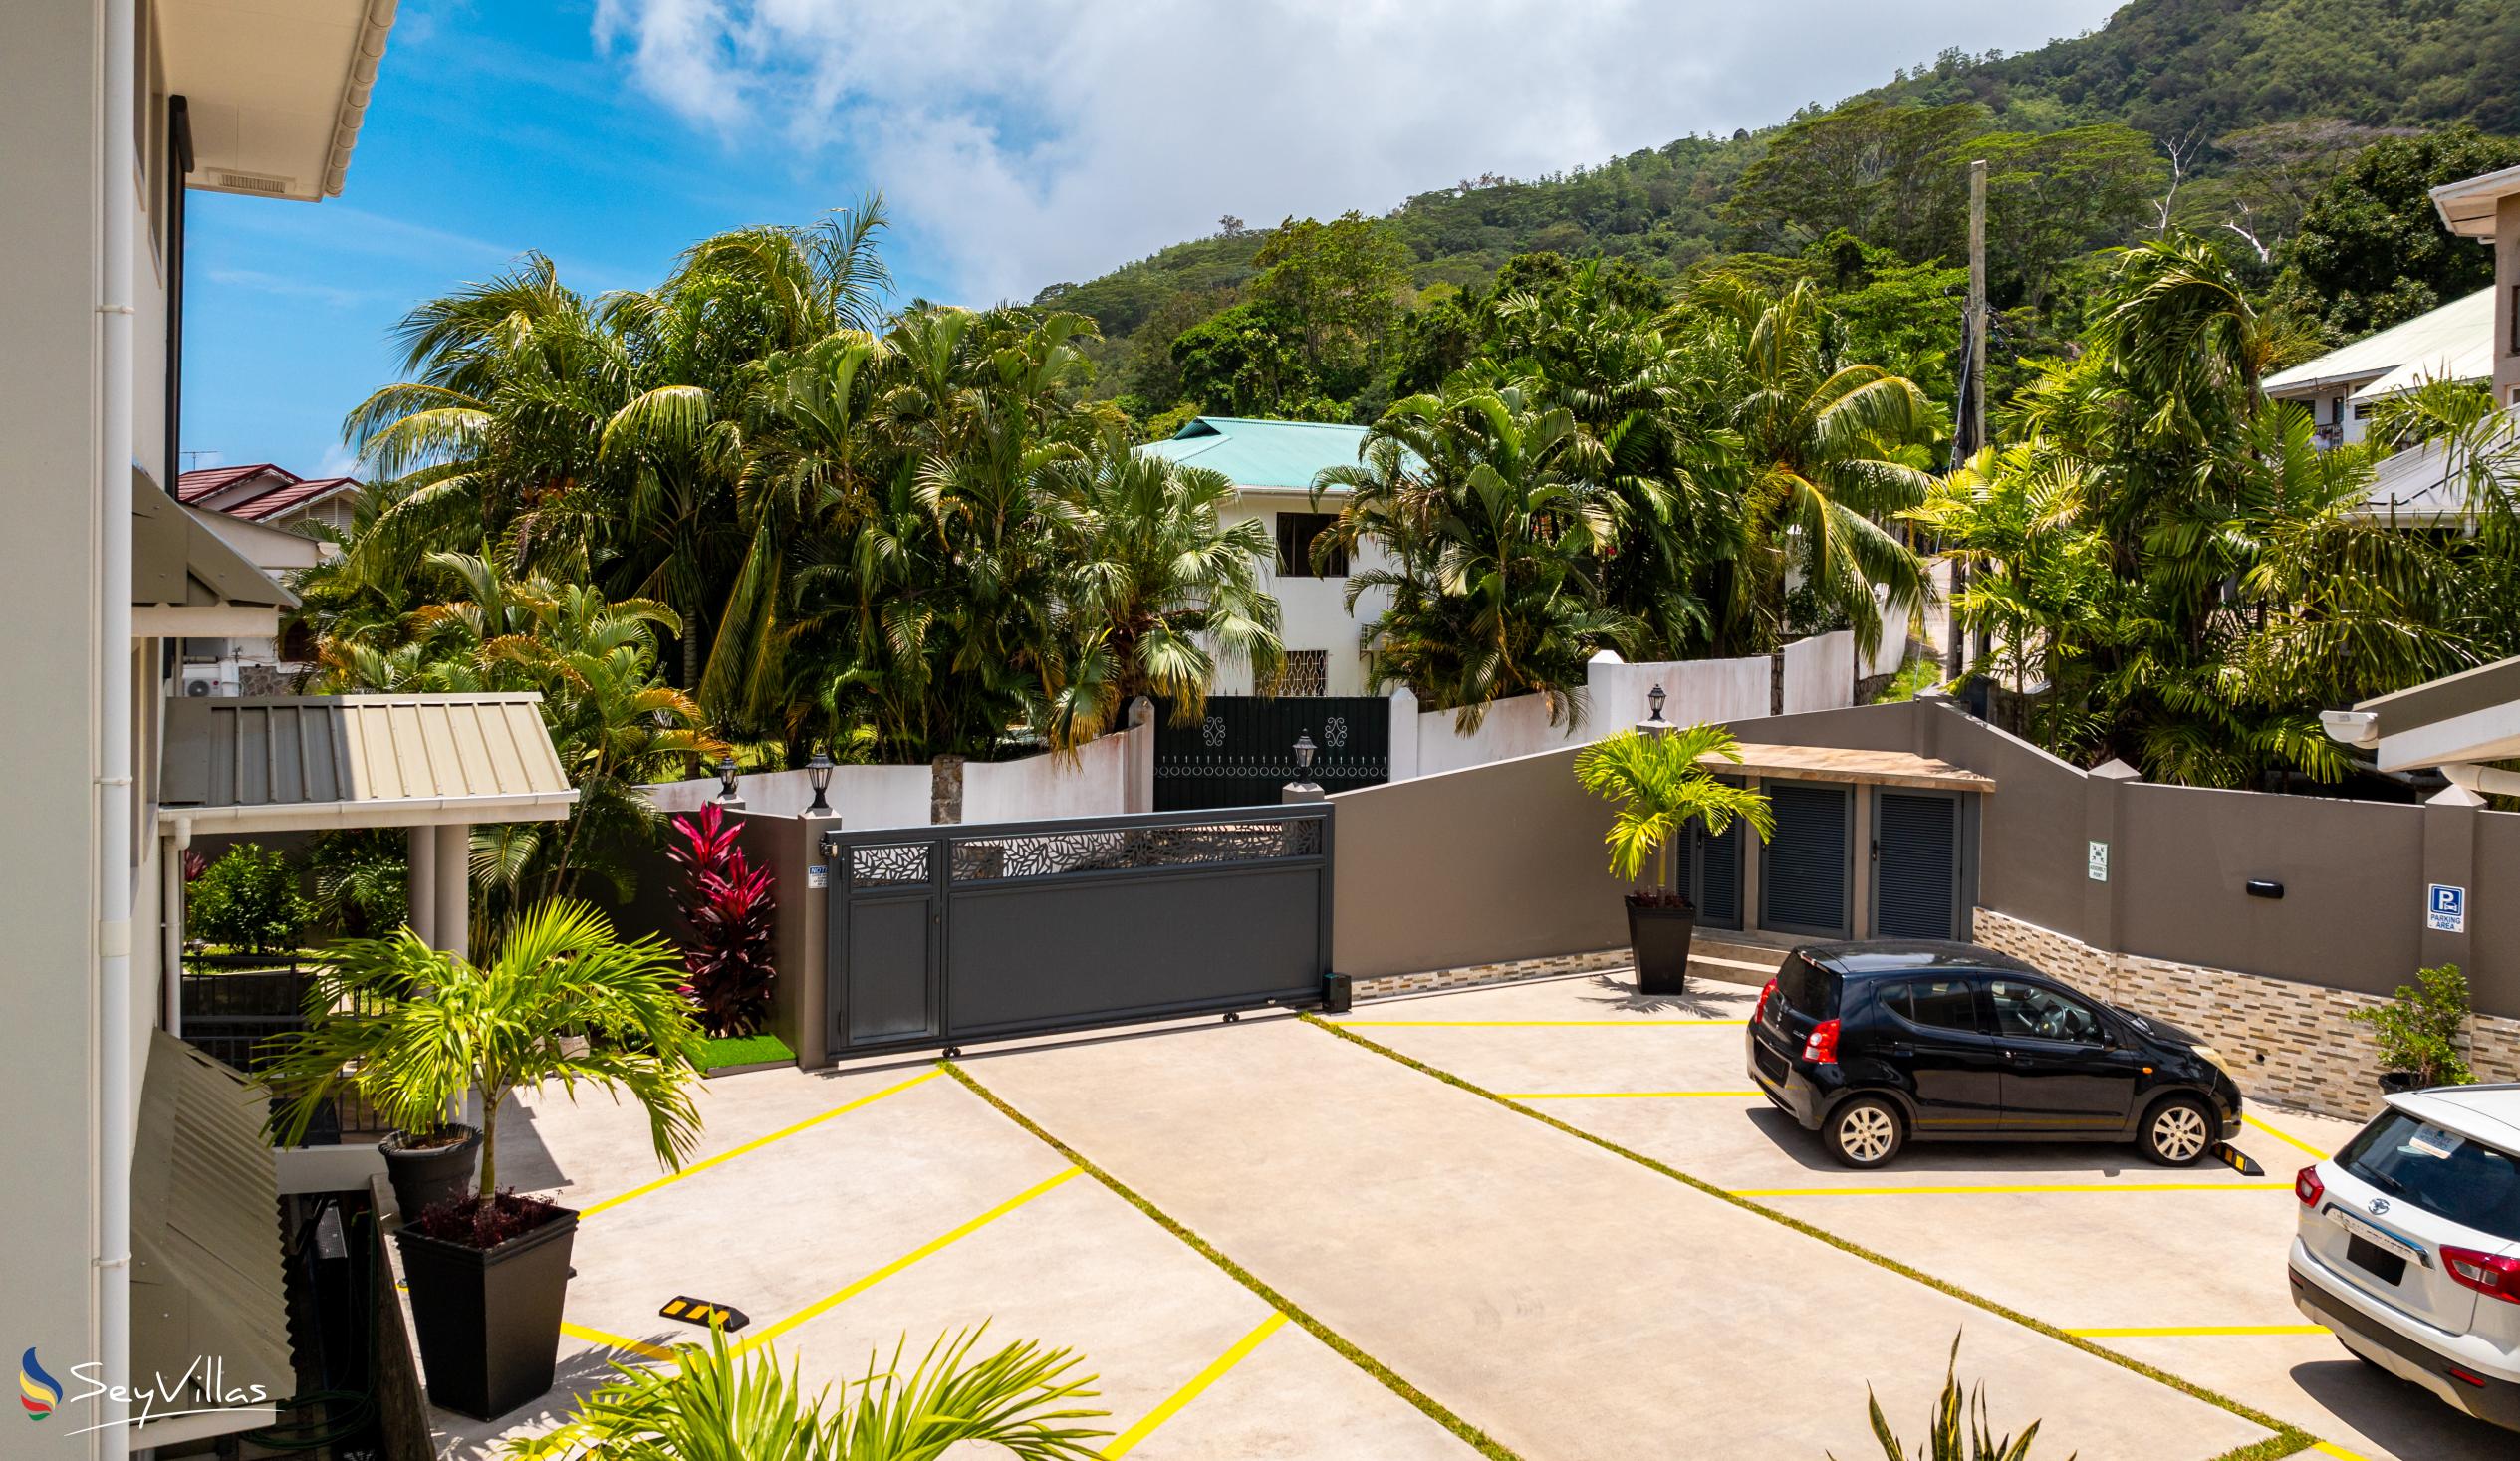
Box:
1836;1336;2045;1461
188;843;312;955
2352;963;2476;1087
303;828;408;937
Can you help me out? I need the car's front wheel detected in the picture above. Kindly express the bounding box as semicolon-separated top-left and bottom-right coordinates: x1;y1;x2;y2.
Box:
2140;1096;2215;1166
1826;1096;1905;1169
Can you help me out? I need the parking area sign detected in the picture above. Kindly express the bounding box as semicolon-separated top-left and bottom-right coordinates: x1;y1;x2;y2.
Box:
2426;883;2466;933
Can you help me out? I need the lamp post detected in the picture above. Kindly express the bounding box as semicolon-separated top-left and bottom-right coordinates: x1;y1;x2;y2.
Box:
1282;732;1325;804
714;755;743;810
804;750;836;818
1638;682;1671;738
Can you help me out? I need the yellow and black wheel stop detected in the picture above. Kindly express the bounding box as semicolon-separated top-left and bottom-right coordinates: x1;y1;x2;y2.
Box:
659;1296;752;1332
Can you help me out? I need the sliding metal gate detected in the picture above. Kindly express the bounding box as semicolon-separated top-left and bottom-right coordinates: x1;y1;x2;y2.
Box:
822;806;1333;1057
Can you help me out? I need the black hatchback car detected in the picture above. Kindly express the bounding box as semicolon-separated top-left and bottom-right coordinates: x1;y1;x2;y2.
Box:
1746;940;2244;1168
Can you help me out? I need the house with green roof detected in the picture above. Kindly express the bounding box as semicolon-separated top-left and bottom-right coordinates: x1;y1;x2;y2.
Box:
1140;416;1395;696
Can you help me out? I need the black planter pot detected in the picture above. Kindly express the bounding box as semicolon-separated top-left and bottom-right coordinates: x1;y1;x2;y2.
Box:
1627;897;1697;996
2378;1070;2424;1096
395;1207;579;1421
379;1125;481;1221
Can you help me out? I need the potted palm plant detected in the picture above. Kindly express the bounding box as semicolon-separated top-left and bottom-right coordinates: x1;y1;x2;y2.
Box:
1574;724;1773;996
266;900;706;1421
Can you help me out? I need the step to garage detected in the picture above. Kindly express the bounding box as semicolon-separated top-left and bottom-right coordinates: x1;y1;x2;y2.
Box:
1687;933;1795;989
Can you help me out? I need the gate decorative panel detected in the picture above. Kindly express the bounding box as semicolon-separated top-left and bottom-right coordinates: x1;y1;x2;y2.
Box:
1152;695;1388;810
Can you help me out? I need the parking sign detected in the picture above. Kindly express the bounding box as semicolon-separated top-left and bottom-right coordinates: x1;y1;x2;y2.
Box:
2426;883;2465;933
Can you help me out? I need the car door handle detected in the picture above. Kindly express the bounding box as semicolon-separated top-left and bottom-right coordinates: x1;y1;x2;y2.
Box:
1883;1041;1912;1056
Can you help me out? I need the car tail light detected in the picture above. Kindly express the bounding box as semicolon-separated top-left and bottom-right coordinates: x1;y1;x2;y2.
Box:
2294;1165;2324;1209
1801;1019;1840;1065
2442;1246;2520;1306
1754;979;1776;1026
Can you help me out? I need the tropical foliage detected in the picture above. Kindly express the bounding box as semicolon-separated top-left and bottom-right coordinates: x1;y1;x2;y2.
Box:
320;205;1281;769
1913;237;2513;785
263;899;706;1197
1574;726;1774;896
667;804;777;1038
1833;1336;2046;1461
187;844;314;955
510;1323;1107;1461
2351;964;2478;1088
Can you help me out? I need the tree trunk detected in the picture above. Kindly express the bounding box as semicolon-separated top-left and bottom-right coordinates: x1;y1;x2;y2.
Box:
478;1088;500;1197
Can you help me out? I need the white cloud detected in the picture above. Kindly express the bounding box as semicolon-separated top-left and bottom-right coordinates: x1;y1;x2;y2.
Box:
590;0;2123;304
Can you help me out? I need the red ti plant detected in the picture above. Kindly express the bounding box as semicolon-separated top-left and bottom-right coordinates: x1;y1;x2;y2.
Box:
666;804;777;1037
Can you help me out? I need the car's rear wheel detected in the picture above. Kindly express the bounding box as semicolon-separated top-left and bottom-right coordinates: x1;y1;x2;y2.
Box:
1826;1096;1904;1169
2140;1096;2214;1166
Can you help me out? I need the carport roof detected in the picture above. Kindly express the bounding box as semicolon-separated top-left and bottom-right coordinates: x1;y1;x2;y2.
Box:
1716;743;1995;792
159;693;579;831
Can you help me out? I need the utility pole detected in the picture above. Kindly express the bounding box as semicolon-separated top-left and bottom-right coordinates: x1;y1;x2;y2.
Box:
1948;158;1988;680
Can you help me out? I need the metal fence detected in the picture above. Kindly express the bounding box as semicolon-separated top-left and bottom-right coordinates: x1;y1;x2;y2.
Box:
179;954;389;1139
1153;695;1388;809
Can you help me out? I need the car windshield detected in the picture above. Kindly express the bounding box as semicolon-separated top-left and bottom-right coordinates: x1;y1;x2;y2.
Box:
2338;1110;2520;1243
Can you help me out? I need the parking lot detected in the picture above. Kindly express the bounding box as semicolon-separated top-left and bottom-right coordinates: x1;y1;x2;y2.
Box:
434;1058;1475;1460
1326;969;2514;1461
433;968;2508;1461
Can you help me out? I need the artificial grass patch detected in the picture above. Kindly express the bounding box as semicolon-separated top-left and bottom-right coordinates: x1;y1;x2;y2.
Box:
699;1032;795;1073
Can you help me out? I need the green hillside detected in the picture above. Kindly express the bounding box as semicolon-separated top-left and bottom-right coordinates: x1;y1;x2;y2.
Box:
1031;0;2519;420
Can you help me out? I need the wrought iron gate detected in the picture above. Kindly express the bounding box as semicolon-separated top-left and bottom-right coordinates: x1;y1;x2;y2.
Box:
1152;695;1388;810
822;806;1333;1057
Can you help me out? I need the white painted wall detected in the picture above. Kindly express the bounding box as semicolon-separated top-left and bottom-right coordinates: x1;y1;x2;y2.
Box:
646;717;1153;828
1394;649;1795;780
1214;488;1392;696
1784;630;1857;715
1862;593;1917;681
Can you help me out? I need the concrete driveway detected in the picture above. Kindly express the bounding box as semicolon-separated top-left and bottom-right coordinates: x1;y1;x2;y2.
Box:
430;963;2500;1461
1325;968;2513;1461
432;1058;1475;1460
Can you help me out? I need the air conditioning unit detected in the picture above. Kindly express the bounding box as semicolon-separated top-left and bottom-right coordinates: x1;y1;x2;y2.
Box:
179;664;236;698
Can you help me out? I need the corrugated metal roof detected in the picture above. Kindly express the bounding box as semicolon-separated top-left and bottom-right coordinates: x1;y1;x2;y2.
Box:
160;694;578;829
129;1032;291;1443
2263;288;2492;394
1139;415;1375;491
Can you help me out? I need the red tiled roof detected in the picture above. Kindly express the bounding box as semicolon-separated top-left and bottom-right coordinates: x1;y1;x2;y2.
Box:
232;477;359;522
175;465;361;522
177;462;291;503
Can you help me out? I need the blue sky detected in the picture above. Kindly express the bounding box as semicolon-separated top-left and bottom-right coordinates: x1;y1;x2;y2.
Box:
182;0;2122;476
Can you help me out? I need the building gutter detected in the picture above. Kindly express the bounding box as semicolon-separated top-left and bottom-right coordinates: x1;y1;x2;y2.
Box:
154;789;581;834
99;0;138;1455
322;0;397;197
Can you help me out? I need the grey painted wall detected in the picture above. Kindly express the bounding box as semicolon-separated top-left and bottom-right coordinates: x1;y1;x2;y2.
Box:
1335;694;2520;1019
1331;744;1635;979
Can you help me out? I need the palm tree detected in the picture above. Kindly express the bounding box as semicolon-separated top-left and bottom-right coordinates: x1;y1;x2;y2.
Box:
1039;439;1282;748
1573;724;1774;892
509;1323;1107;1461
1344;379;1636;727
1678;276;1932;659
265;900;706;1197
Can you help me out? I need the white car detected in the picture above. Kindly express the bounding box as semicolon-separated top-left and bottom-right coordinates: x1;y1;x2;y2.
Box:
2288;1085;2520;1431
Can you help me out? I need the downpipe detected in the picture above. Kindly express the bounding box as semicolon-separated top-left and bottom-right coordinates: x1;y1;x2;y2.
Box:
97;0;138;1455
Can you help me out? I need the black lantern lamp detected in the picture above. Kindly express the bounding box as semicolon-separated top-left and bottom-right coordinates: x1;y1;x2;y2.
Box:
1283;732;1325;805
1294;732;1317;774
1639;682;1671;737
714;755;741;804
805;750;835;817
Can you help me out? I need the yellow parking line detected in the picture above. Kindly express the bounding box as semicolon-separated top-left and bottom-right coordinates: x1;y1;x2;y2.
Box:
582;1069;943;1218
1101;1312;1288;1458
734;1167;1083;1355
559;1321;680;1363
2311;1442;2371;1461
1503;1091;1762;1099
1732;1181;2292;1197
2243;1113;2331;1161
2067;1325;2329;1338
1332;1019;1747;1027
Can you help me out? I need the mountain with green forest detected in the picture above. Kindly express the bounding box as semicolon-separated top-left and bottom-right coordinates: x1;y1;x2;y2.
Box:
1033;0;2520;423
